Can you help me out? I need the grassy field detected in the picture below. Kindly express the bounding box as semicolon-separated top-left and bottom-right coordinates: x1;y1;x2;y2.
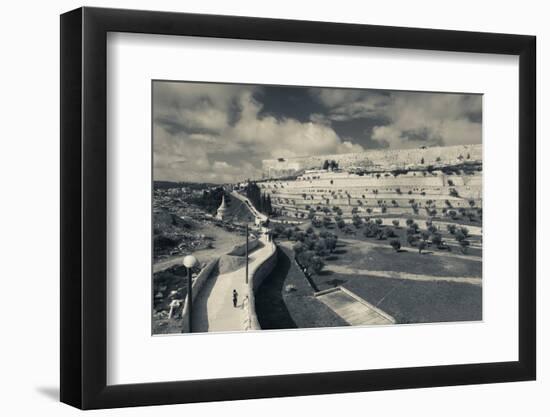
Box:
321;221;482;258
254;245;348;330
335;274;481;323
266;215;482;325
333;240;482;278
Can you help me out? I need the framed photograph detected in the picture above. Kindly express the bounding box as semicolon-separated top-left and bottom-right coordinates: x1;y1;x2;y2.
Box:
60;7;536;409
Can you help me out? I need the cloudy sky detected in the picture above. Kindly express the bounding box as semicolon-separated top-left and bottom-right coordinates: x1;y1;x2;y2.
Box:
153;81;482;184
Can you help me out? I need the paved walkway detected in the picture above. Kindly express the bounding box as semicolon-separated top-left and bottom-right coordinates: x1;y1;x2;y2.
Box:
316;287;395;326
231;191;268;222
192;236;273;332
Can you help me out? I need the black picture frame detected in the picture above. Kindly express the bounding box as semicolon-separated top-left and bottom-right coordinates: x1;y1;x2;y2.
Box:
60;6;536;410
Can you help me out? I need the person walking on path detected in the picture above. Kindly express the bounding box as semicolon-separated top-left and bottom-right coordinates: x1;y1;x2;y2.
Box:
232;289;238;308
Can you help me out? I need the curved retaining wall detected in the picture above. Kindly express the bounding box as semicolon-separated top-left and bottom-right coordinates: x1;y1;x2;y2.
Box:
181;258;219;333
246;241;278;330
227;238;261;256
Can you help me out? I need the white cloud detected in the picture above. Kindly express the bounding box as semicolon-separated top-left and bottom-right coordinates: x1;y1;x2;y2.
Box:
312;88;482;149
153;82;364;183
370;93;482;149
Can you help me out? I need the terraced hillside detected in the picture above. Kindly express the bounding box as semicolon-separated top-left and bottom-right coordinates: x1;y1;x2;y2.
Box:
256;145;482;222
258;171;480;221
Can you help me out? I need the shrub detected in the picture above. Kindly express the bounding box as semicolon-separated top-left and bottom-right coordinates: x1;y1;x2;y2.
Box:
447;224;457;234
293;242;305;254
418;241;426;254
364;223;380;238
375;218;383;225
344;226;355;235
392;220;400;228
454;231;466;242
390;239;401;252
407;234;417;246
406;218;414;227
406;227;417;236
431;233;443;247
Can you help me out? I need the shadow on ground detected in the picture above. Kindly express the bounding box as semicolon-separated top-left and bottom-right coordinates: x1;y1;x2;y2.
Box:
36;386;59;401
254;248;298;330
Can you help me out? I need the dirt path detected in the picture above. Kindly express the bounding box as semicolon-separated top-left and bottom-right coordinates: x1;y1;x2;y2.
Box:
316;288;395;325
326;264;482;286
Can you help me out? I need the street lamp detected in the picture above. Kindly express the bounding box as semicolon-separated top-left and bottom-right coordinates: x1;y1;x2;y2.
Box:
245;223;249;285
183;255;198;333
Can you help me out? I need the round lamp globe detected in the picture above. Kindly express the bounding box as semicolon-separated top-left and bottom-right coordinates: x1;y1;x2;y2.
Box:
182;255;198;269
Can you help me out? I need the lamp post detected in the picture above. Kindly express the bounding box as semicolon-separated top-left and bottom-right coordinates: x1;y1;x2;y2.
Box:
183;255;198;333
245;223;249;285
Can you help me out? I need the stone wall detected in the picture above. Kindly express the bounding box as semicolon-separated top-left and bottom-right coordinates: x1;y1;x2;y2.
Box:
227;238;261;256
246;241;278;330
181;258;219;333
263;144;482;178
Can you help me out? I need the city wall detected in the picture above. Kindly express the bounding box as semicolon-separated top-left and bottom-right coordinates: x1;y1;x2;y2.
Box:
263;144;482;177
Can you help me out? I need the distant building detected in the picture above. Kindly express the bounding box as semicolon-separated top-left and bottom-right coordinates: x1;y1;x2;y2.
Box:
215;195;228;221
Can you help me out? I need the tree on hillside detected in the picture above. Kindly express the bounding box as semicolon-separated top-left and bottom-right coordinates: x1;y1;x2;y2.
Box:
390;239;401;252
459;239;470;254
418;241;426;254
432;233;443;247
447;224;457;234
293;242;305;255
297;250;324;275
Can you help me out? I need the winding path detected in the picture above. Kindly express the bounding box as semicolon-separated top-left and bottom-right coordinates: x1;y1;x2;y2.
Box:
190;193;274;332
191;236;273;332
